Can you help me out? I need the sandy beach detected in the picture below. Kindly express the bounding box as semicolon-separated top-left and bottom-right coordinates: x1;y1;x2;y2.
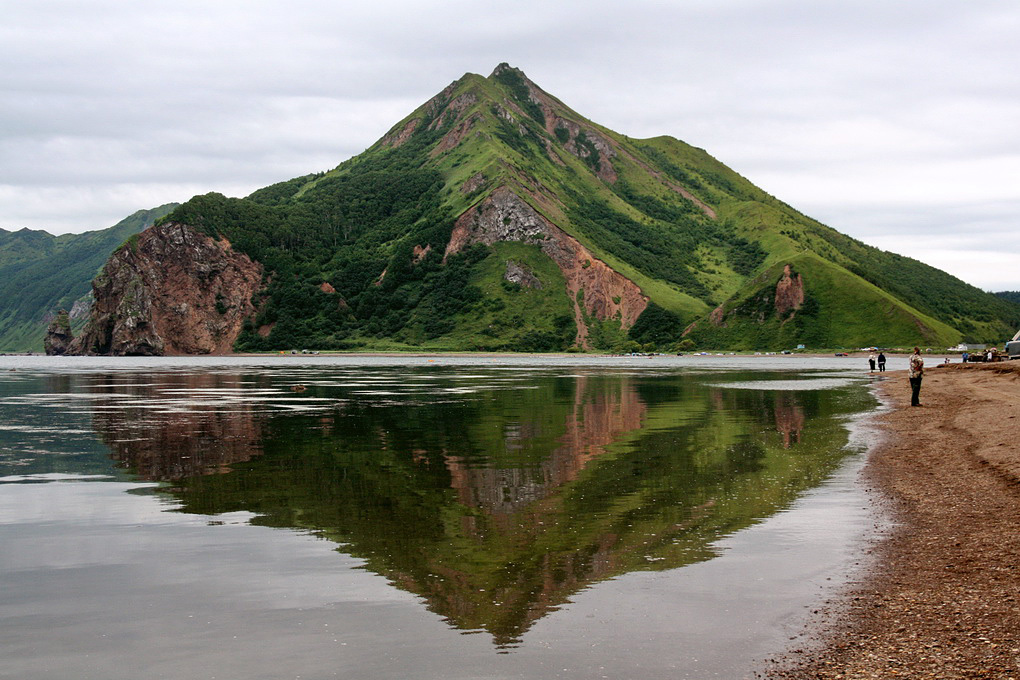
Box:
763;361;1020;679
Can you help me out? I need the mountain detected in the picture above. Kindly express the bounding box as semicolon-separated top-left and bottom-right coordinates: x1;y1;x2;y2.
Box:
0;205;177;352
69;65;1020;355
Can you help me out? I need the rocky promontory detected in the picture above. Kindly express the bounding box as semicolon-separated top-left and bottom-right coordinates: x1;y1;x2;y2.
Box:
69;222;263;355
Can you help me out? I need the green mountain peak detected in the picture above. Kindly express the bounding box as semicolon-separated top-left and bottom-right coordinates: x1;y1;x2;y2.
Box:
63;68;1020;354
489;61;520;77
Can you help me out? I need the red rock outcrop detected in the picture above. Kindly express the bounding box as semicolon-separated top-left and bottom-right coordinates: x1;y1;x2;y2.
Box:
412;244;432;264
431;113;480;156
69;222;263;355
460;172;487;195
445;186;648;346
549;118;618;183
774;264;804;318
503;261;542;289
385;85;478;151
381;118;420;148
428;93;478;130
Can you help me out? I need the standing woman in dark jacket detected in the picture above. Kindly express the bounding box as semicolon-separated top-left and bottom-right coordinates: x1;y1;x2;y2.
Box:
908;347;924;406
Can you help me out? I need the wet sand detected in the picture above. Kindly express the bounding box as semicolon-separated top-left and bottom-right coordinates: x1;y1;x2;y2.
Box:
762;361;1020;679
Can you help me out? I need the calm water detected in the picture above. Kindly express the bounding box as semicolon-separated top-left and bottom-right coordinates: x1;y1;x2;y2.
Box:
0;355;892;679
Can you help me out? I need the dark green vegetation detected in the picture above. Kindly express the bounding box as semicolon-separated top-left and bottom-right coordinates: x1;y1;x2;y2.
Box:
88;366;872;645
0;205;176;352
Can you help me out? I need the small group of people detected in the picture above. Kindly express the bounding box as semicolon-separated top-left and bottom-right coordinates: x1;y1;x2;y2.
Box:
962;348;1001;363
868;350;887;372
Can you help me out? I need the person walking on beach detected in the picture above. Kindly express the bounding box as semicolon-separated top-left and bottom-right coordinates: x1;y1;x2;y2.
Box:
877;351;886;372
908;346;924;406
868;351;877;372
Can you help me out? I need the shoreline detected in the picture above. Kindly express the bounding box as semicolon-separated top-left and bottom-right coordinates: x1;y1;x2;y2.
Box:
762;362;1020;678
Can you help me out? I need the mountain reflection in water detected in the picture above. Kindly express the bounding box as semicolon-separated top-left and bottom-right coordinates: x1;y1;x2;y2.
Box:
88;367;861;647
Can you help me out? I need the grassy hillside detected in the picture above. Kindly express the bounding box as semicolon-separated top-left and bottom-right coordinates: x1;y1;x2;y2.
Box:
645;139;1020;347
684;253;960;350
0;205;177;352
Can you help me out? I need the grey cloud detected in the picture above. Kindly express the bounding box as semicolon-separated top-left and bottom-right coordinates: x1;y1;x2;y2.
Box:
1;0;1018;289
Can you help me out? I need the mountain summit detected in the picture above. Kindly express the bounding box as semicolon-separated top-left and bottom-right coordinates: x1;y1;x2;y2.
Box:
70;65;1020;354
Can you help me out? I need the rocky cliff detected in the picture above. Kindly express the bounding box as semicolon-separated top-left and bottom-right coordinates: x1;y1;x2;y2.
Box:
773;264;805;318
70;222;263;355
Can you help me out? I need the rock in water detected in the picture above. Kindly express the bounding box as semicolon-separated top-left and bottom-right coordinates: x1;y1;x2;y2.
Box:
44;310;74;355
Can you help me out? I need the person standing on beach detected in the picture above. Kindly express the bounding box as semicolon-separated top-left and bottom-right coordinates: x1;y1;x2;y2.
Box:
868;351;877;372
877;351;886;372
908;346;924;406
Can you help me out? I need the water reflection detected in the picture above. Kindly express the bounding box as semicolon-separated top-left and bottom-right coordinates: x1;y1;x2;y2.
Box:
86;373;268;480
774;392;806;448
71;367;864;647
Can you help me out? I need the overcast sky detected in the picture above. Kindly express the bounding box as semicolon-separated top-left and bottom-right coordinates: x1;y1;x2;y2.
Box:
2;0;1018;290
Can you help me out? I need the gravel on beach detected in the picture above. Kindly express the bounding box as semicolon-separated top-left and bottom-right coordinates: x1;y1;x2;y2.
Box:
761;361;1020;680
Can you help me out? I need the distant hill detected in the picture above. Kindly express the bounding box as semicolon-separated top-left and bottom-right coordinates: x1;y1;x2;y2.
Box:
995;291;1020;306
0;205;177;352
70;65;1020;354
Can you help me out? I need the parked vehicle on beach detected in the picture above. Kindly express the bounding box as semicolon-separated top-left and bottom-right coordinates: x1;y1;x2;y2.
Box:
1006;328;1020;359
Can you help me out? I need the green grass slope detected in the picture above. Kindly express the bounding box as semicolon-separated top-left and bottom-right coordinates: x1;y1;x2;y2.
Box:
643;137;1019;347
684;252;960;350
